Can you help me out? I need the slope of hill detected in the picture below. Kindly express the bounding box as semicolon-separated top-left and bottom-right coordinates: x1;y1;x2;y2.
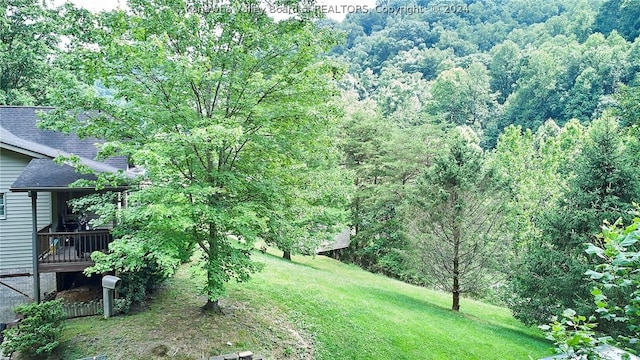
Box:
54;250;552;359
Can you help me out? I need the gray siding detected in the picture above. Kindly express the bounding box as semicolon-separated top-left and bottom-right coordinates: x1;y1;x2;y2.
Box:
0;149;51;272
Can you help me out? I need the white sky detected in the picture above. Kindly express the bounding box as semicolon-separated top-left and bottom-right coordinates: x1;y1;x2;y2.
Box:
55;0;377;22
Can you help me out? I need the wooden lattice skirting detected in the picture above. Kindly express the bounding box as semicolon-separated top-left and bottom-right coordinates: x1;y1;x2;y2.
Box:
61;299;103;318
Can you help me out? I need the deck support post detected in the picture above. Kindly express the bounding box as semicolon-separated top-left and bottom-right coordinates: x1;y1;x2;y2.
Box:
29;191;40;303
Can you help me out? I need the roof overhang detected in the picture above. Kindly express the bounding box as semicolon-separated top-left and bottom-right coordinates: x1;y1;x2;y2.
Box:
10;159;129;193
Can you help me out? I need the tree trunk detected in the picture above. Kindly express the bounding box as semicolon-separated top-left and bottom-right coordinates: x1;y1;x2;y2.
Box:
203;224;223;314
452;279;460;312
452;192;461;312
452;241;460;311
203;299;222;314
283;250;292;260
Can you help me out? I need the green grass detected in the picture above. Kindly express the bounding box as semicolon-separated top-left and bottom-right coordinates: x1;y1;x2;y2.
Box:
228;251;552;359
51;249;552;359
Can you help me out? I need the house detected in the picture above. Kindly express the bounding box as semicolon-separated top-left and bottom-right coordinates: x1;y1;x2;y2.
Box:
0;106;129;322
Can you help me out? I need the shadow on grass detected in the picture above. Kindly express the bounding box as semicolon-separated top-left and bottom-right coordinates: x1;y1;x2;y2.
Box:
353;286;549;346
255;250;338;274
254;250;549;351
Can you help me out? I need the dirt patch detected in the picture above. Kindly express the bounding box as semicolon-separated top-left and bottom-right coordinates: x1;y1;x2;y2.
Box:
55;286;101;303
56;267;315;360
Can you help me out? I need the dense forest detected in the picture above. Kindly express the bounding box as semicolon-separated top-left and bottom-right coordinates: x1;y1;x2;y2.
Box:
1;0;640;356
324;0;640;335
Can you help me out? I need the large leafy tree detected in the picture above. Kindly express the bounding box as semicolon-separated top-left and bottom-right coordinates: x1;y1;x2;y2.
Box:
0;0;60;105
490;120;584;248
428;63;497;131
42;0;344;312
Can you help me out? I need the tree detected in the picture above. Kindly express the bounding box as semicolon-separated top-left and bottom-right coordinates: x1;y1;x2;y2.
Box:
489;40;522;104
337;92;437;283
511;116;640;325
501;49;565;130
490;120;584;248
41;0;343;312
0;300;66;358
338;95;409;277
372;65;430;121
0;0;60;105
617;85;640;131
428;63;497;133
262;146;351;260
405;129;508;311
391;47;455;81
594;0;640;42
541;212;640;357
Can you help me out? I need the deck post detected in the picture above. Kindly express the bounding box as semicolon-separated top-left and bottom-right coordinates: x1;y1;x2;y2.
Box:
29;191;40;303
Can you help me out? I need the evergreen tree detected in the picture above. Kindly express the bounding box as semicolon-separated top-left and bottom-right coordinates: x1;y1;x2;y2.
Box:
406;129;508;311
511;116;640;325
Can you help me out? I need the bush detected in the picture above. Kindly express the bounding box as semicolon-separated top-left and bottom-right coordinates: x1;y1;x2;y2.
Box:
0;300;66;358
116;259;167;313
88;235;180;314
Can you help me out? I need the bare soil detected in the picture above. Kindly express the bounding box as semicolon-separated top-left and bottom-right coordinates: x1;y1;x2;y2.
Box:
51;265;314;360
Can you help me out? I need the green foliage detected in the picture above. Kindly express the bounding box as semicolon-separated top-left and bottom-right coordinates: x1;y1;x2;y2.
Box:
427;63;497;131
585;212;640;345
617;85;640;131
539;308;603;359
41;0;344;308
333;0;639;147
77;191;186;311
489;40;522;103
405;129;509;311
337;93;436;282
539;214;640;358
83;189;204;310
490;121;583;248
0;300;66;358
261;134;351;259
97;254;173;313
510;117;640;326
594;0;640;42
0;0;61;105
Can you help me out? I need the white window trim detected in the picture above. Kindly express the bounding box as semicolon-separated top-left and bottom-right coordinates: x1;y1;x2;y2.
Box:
0;193;6;220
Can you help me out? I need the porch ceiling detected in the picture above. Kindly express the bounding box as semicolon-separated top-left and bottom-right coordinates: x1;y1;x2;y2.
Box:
10;158;128;192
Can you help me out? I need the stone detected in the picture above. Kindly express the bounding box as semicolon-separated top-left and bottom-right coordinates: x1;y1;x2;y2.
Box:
238;351;253;360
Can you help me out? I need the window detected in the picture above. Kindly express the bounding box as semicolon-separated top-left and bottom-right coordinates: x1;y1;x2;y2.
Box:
0;193;5;219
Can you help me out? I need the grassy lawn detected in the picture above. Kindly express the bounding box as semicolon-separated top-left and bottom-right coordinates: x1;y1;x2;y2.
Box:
51;249;552;359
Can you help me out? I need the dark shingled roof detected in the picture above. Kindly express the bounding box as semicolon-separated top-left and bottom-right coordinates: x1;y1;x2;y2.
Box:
0;106;128;169
1;106;132;191
10;158;128;192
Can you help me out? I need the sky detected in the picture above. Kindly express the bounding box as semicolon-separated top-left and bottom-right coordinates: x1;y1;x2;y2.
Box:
55;0;377;22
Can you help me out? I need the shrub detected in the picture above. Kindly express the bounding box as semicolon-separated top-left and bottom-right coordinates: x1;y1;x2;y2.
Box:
541;211;640;356
88;235;180;313
0;300;66;358
115;259;167;313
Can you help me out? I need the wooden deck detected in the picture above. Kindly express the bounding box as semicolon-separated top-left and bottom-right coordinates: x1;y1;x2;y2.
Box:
39;245;95;272
37;229;113;272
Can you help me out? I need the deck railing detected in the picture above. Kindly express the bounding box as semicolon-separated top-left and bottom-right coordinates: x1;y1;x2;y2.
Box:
37;229;113;263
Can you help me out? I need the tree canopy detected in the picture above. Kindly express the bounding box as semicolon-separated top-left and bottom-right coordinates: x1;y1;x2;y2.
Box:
0;0;60;105
41;0;347;311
